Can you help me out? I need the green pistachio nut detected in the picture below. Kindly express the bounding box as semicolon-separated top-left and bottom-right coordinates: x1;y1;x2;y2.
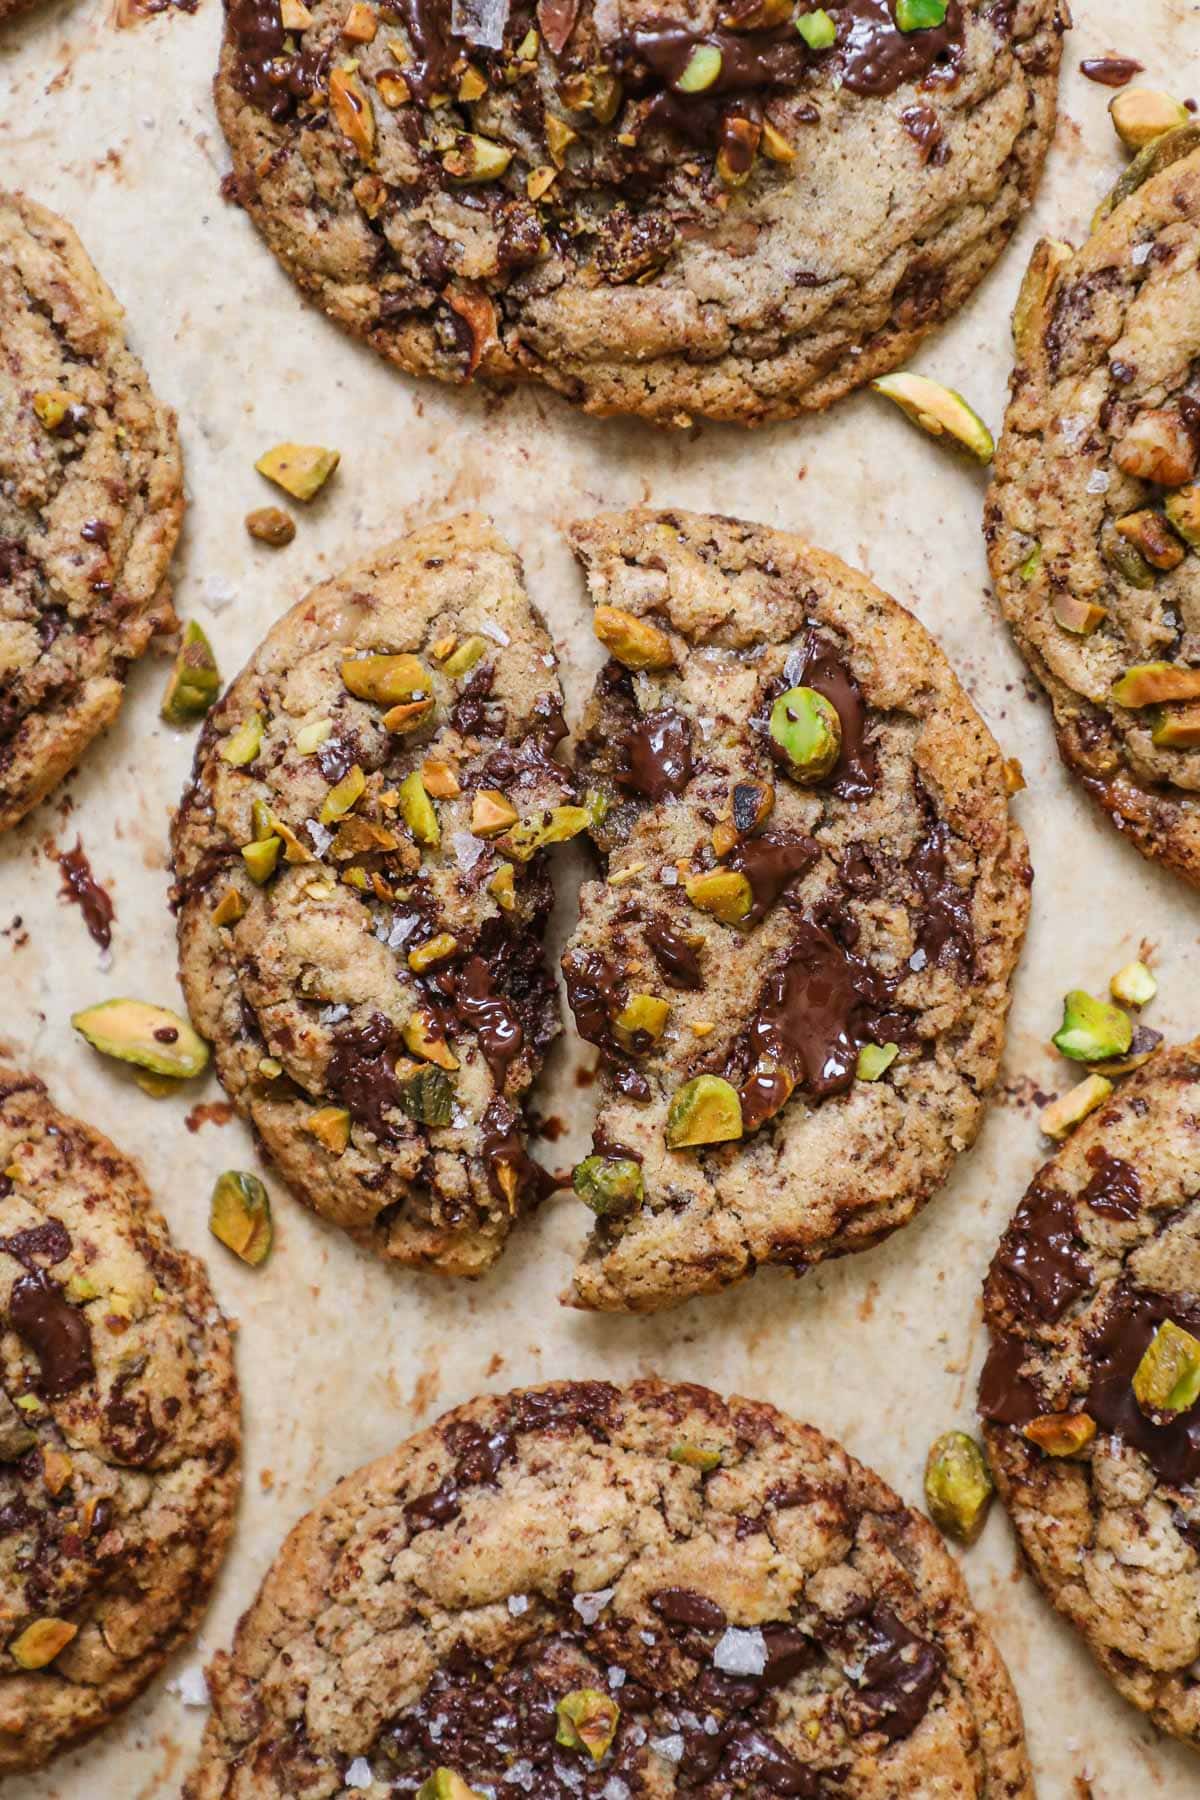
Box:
555;1689;620;1763
612;993;670;1050
1133;1320;1200;1419
872;371;994;462
416;1774;486;1800
504;804;591;861
795;8;835;48
769;685;842;782
684;869;753;924
161;622;221;725
439;635;489;678
668;1442;723;1471
1101;522;1156;591
1052;990;1133;1063
856;1042;899;1082
242;836;282;884
895;0;947;26
399;770;441;847
1110;960;1156;1008
1164;485;1200;549
341;652;430;706
572;1154;645;1216
924;1431;994;1545
666;1075;743;1149
220;713;264;767
319;764;366;825
674;43;722;92
397;1065;455;1127
72;999;210;1080
209;1171;272;1266
1094;122;1200;227
1018;544;1043;583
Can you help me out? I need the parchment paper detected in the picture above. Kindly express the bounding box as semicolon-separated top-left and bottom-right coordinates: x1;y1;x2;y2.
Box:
2;1;1199;1790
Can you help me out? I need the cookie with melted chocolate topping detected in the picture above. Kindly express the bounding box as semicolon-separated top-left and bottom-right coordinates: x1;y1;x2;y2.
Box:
0;1069;239;1772
979;1040;1200;1750
171;515;572;1276
986;139;1200;888
562;508;1029;1312
213;0;1063;426
183;1378;1033;1798
0;193;183;835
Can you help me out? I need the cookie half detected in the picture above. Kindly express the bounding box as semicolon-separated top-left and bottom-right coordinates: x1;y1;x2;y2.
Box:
172;516;573;1277
184;1377;1033;1797
986;131;1200;887
0;192;183;835
561;508;1029;1313
979;1040;1200;1750
214;0;1063;427
0;1069;240;1773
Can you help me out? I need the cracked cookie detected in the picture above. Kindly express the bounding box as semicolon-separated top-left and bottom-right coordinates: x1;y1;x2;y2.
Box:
986;131;1200;888
184;1377;1034;1797
979;1039;1200;1751
172;515;574;1277
562;509;1029;1313
0;1069;239;1773
214;0;1064;426
0;192;183;835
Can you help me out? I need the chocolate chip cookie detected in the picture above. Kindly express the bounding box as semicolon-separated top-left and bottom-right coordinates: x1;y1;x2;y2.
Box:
561;508;1030;1313
214;0;1063;427
979;1040;1200;1750
172;515;574;1277
0;193;183;835
184;1377;1034;1797
986;131;1200;888
0;1069;240;1773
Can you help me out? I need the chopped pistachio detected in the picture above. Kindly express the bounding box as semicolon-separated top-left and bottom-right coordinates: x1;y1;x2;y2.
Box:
342;652;429;705
457;63;488;101
471;790;519;837
1115;510;1186;572
421;758;460;798
64;1274;97;1304
295;718;333;755
593;604;674;671
1019;543;1043;582
1102;521;1156;590
1022;1413;1097;1457
924;1431;993;1545
1109;88;1190;151
440;634;488;677
343;0;376;38
1052;990;1133;1062
304;1105;351;1154
716;115;761;187
1164;485;1200;549
328;66;376;156
220;713;264;767
258;1057;283;1078
555;1689;620;1763
527;165;558;200
1095;122;1200;226
1133;1320;1200;1419
398;770;440;847
1053;593;1108;636
32;389;84;432
397;1064;454;1126
731;779;774;835
255;443;340;502
245;505;295;547
1003;758;1026;795
545;113;577;164
209;1171;273;1266
72;999;209;1080
408;932;458;972
1040;1074;1113;1140
674;43;722;91
443;133;512;181
685;868;752;925
260;807;313;864
1110;960;1156;1007
572;1154;644;1216
41;1449;73;1496
668;1441;722;1470
1086;1027;1164;1078
162;621;221;725
856;1042;899;1082
211;887;246;927
666;1074;743;1148
1112;663;1200;708
377;69;412;105
613;994;670;1048
489;863;516;910
383;697;436;733
515;25;538;55
796;9;836;48
1152;701;1200;748
769;685;842;782
280;0;312;25
1114;409;1198;487
242;836;282;884
14;1395;42;1414
504;804;591;861
895;0;947;23
416;1773;485;1800
10;1618;78;1671
872;372;994;463
402;1011;459;1070
760;119;796;162
319;764;366;824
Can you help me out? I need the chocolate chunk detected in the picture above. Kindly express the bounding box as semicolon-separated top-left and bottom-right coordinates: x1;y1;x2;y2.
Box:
726;831;817;921
649;1586;727;1631
453;956;524;1087
1080;55;1143;86
909;820;974;973
56;839;115;951
1078;1146;1141;1221
989;1179;1091;1324
8;1268;94;1398
325;1012;405;1143
616;708;693;801
1085;1284;1200;1487
848;1604;944;1743
977;1329;1045;1427
645;916;704;989
836;0;964;98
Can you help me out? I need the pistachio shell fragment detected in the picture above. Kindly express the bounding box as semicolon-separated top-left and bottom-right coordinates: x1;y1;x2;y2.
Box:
872;372;994;463
1110;88;1191;151
220;714;264;767
416;1776;485;1800
1039;1074;1113;1140
255;443;340;502
341;653;430;705
795;9;836;48
10;1618;77;1670
666;1075;743;1148
668;1441;722;1470
613;993;670;1049
1022;1412;1097;1457
209;1171;273;1266
162;622;221;725
397;1065;454;1126
856;1042;899;1082
593;605;674;671
1164;485;1200;548
769;685;842;782
1133;1320;1200;1419
242;836;282;884
685;869;753;924
572;1154;644;1216
319;764;366;824
1110;960;1156;1007
1052;990;1133;1062
305;1106;352;1154
1111;663;1200;708
440;635;488;678
72;999;210;1080
924;1431;993;1545
555;1689;620;1763
675;43;722;92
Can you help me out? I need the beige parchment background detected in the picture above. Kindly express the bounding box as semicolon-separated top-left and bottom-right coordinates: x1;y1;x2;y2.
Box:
2;0;1200;1791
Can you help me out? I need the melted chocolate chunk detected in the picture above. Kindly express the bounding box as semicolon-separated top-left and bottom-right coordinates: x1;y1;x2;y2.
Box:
909;821;974;973
8;1268;94;1398
726;831;817;921
325;1012;404;1142
56;839;115;951
404;1418;518;1532
846;1604;944;1742
615;708;693;801
480;1098;561;1208
900;102;945;163
394;0;460;102
977;1329;1045;1427
562;948;651;1102
451;661;497;737
1085;1284;1200;1487
785;635;878;801
227;0;328;118
1078;1146;1141;1221
453;956;524;1087
645;915;704;990
1;1219;72;1269
835;0;964;97
990;1179;1092;1325
1080;55;1143;86
650;1586;727;1631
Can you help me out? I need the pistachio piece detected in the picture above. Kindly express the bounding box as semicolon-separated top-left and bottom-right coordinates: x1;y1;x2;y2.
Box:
242;837;282;884
343;0;376;38
402;1011;459;1070
245;506;295;546
545;113;577;165
443;133;512;181
10;1618;78;1670
685;869;753;924
408;932;458;972
1152;702;1200;747
255;443;340;502
220;713;264;767
458;63;488;101
675;43;722;91
923;1431;993;1545
1164;485;1200;548
281;0;314;25
209;1171;272;1266
872;372;994;462
1112;663;1200;707
1011;239;1072;357
731;779;774;835
856;1042;899;1082
613;993;670;1050
72;999;209;1080
397;1065;454;1126
32;389;85;432
421;758;461;799
1022;1412;1097;1457
1110;87;1191;151
296;718;333;755
42;1449;73;1495
668;1442;722;1470
319;764;366;824
555;1689;620;1763
161;622;221;725
440;634;488;677
328;66;376;158
527;165;558;200
1114;409;1197;487
1110;960;1156;1007
716;115;761;188
398;770;440;847
416;1776;485;1800
1052;990;1133;1062
1115;510;1185;571
489;863;516;910
769;685;842;782
255;804;313;864
572;1154;644;1216
722;0;792;26
1040;1074;1113;1140
895;0;947;25
1133;1320;1200;1418
1095;123;1200;225
341;652;430;705
1019;543;1043;582
760;120;796;163
377;70;412;105
304;1106;351;1154
471;790;519;837
211;887;246;927
1053;593;1108;635
795;8;836;49
666;1074;743;1148
1101;521;1156;590
593;605;674;671
504;804;591;861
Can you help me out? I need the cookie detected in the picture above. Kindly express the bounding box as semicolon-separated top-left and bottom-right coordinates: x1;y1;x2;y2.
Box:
979;1040;1200;1750
184;1377;1033;1797
214;0;1064;427
0;193;183;835
172;515;574;1277
0;1069;240;1773
560;508;1030;1313
986;131;1200;888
